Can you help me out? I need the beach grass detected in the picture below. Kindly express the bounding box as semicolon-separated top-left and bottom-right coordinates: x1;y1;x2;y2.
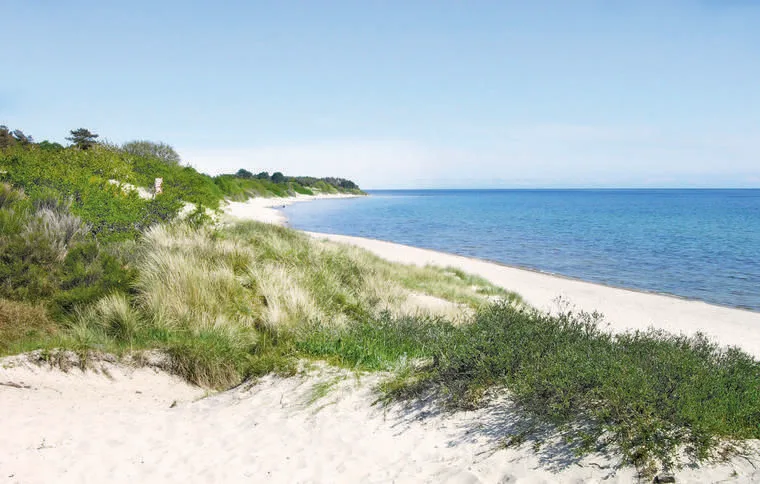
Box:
2;219;758;475
23;221;507;386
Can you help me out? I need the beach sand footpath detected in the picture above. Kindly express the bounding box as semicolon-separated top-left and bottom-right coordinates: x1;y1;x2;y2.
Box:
3;356;757;483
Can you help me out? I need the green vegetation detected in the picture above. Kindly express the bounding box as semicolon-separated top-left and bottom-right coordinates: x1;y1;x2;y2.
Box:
66;128;99;150
376;305;760;474
2;124;759;476
0;183;136;316
0;126;364;241
1;219;508;386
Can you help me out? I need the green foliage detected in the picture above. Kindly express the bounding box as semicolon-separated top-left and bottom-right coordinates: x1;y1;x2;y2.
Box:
382;303;760;472
291;183;314;195
0;143;219;240
313;180;339;194
122;140;181;165
271;171;286;183
0;184;136;317
0;298;57;355
212;174;292;200
38;140;64;151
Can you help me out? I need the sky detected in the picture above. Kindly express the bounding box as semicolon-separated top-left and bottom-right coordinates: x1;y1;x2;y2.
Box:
2;1;759;189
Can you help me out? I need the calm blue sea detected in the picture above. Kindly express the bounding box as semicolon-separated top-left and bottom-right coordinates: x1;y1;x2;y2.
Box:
283;190;760;311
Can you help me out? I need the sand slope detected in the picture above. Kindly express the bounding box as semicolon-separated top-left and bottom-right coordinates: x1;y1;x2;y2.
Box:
3;357;758;483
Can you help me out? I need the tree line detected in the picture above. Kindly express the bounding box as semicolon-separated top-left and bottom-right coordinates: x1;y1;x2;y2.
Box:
1;125;363;193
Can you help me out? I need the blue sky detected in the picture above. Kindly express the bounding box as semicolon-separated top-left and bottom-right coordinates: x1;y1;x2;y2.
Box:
3;1;759;188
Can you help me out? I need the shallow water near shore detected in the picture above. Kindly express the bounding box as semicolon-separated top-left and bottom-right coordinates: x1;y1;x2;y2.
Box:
284;189;760;311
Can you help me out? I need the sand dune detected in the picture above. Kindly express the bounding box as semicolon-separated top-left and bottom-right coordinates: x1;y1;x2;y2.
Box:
3;197;758;483
3;356;757;483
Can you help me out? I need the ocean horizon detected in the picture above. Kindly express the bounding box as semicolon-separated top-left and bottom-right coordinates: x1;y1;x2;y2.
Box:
284;188;760;312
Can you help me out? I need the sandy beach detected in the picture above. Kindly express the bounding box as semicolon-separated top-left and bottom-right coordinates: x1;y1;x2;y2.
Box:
3;354;757;484
3;195;759;483
224;193;361;226
225;195;760;358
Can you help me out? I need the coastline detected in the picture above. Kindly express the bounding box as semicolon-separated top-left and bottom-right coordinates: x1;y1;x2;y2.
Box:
3;195;759;483
223;193;362;225
226;195;760;358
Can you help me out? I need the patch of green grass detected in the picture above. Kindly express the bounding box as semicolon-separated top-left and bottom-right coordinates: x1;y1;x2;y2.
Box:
45;221;499;388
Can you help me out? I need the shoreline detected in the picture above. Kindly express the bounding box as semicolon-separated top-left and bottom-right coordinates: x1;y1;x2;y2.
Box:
3;195;759;483
224;195;760;358
223;193;362;225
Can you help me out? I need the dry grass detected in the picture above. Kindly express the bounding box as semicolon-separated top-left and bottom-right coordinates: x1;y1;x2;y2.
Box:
0;298;57;354
57;221;515;388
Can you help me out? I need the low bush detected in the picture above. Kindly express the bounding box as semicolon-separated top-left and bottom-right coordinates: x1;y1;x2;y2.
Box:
0;184;136;315
383;303;760;473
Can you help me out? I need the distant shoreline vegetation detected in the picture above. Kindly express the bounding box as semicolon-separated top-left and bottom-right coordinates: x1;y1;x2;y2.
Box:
0;125;364;242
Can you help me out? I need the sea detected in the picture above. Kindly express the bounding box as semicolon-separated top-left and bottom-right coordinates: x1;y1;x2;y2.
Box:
283;189;760;311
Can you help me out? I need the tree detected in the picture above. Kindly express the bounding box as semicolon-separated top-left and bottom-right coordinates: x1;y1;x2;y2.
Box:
38;140;64;151
255;171;270;180
122;140;181;165
271;172;285;184
66;128;99;150
236;168;253;179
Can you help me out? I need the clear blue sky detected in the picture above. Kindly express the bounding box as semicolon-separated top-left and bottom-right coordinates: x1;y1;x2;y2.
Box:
3;1;759;188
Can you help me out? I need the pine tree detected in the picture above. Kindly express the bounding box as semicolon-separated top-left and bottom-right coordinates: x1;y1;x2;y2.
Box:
66;128;99;150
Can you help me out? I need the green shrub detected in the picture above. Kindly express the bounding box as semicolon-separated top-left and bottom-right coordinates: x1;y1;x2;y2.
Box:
0;184;136;316
0;144;222;241
290;182;314;195
388;303;760;472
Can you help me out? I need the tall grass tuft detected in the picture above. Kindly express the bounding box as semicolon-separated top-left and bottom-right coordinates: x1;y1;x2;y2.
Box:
72;293;144;343
23;207;89;261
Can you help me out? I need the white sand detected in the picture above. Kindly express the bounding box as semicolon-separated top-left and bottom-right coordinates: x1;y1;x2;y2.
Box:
3;357;757;483
224;193;361;226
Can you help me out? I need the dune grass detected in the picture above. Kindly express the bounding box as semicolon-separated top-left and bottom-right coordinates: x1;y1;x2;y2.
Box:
48;221;509;388
0;298;58;354
2;220;758;475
